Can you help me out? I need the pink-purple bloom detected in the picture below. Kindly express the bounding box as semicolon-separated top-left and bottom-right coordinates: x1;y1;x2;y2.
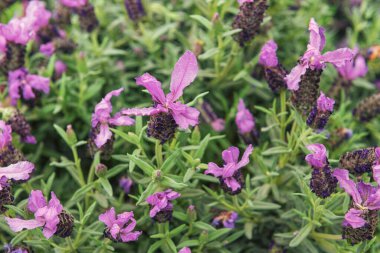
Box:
119;176;133;194
205;145;253;193
0;120;12;150
317;92;335;112
40;42;55;57
179;247;192;253
25;1;52;31
259;40;278;67
0;162;34;191
212;211;239;228
91;88;135;148
336;48;368;81
146;189;180;218
121;51;200;130
333;169;380;228
0;18;35;45
99;207;142;243
8;68;50;105
305;144;328;169
54;60;67;78
6;190;63;239
60;0;88;8
235;99;255;134
285;18;354;90
211;118;225;132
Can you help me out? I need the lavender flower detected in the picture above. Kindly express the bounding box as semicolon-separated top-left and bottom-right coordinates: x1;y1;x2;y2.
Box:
124;0;145;21
0;177;13;213
205;145;253;195
60;0;88;8
40;42;55;57
99;207;142;243
24;1;52;32
306;92;335;130
334;169;380;244
212;211;238;228
119;176;133;194
340;147;379;175
121;51;200;144
235;100;259;145
6;190;74;239
146;189;180;223
88;88;135;156
305;144;337;198
8;68;50;106
74;2;99;32
3;244;31;253
353;93;380;122
3;109;36;144
259;40;278;67
286;18;353;114
54;60;67;80
0;120;27;167
178;247;192;253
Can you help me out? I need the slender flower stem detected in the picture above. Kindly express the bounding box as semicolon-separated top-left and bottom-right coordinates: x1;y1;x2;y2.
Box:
155;140;163;168
280;89;287;141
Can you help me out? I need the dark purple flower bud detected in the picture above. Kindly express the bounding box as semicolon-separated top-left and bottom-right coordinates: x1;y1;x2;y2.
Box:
0;177;13;213
4;244;31;253
119;176;133;194
52;37;77;54
342;209;378;244
353;93;380;122
212;211;238;228
55;210;74;238
339;147;378;175
4;109;36;145
309;166;337;198
147;112;178;144
124;0;145;21
232;0;268;46
54;3;72;27
306;92;335;130
75;3;99;32
1;42;26;73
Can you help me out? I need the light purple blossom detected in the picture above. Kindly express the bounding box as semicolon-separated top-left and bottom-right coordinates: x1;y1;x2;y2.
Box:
317;92;334;112
119;177;133;194
212;211;239;228
91;88;135;148
40;42;55;57
285;18;354;90
235;99;255;134
305;144;328;169
211;118;225;132
0;120;12;150
336;48;367;81
0;18;35;45
0;161;34;191
333;169;380;228
99;207;142;243
25;1;51;31
259;40;278;67
205;145;253;192
60;0;88;8
8;68;50;105
179;247;192;253
6;190;63;239
121;51;200;130
146;189;180;218
55;60;67;78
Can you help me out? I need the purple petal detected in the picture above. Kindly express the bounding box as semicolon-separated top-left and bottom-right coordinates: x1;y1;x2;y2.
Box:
0;161;35;182
337;54;367;80
317;92;334;112
205;162;223;177
224;177;241;192
373;165;380;185
211;119;225;132
222;163;239;178
259;40;278;67
28;190;47;213
343;208;366;228
108;113;135;126
285;64;308;91
135;73;166;104
222;147;240;164
167;51;199;102
305;143;327;169
169;102;200;129
121;107;164;116
367;188;380;210
308;18;326;52
40;43;55;57
99;207;116;228
5;218;44;232
235;99;255;134
95;124;112;148
60;0;88;7
178;247;192;253
120;231;142;242
320;48;354;68
333;169;362;204
26;74;50;94
165;189;181;200
236;144;253;169
48;192;63;213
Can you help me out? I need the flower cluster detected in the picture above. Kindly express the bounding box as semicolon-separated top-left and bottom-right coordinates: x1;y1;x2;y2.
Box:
306;92;335;130
146;189;181;223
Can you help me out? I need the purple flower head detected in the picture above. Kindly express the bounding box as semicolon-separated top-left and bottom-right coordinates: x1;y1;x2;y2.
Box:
211;118;225;132
235;99;255;134
259;40;278;67
212;211;238;228
179;247;192;253
0;18;35;45
333;169;380;228
99;207;142;243
0;162;34;191
6;190;64;239
54;60;67;78
91;88;135;148
0;120;12;150
285;18;354;90
146;189;180;218
8;68;50;106
40;43;55;57
238;0;254;5
121;51;200;130
25;1;52;31
305;144;328;169
205;145;253;193
336;48;367;81
119;177;133;194
60;0;88;8
317;92;334;112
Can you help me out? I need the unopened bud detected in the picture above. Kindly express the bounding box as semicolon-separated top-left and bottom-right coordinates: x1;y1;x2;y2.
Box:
66;125;77;145
187;205;197;221
95;163;108;177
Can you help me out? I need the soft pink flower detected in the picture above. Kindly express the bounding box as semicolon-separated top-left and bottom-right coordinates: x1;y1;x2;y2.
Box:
60;0;88;8
235;99;255;134
259;40;278;67
317;92;334;112
211;118;225;132
121;51;200;130
179;247;192;253
285;18;354;90
40;42;55;57
0;35;6;61
336;49;367;81
25;1;52;31
0;18;35;45
146;189;180;218
0;161;34;191
305;144;327;169
54;60;67;78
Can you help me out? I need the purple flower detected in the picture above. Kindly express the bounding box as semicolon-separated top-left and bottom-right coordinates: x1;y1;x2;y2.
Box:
119;177;133;194
146;189;180;219
305;144;328;169
211;119;225;132
91;88;135;148
259;40;278;67
205;145;253;193
40;43;55;57
285;18;354;90
333;169;380;228
60;0;88;8
0;120;12;150
121;51;200;130
179;247;192;253
0;162;34;191
99;207;142;243
0;18;35;45
336;48;367;81
235;99;255;134
212;211;238;228
54;60;67;78
8;68;50;105
6;190;64;239
25;1;51;31
317;92;334;112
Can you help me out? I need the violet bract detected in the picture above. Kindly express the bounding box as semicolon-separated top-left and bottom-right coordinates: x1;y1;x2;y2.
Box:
146;189;180;223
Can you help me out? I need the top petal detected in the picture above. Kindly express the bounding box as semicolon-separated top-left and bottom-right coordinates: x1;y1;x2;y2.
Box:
308;18;326;52
167;51;199;102
305;144;328;169
0;120;12;150
236;144;253;169
135;73;166;104
99;207;117;228
235;99;255;134
28;190;47;213
333;169;362;204
222;146;240;164
258;40;279;67
285;63;308;91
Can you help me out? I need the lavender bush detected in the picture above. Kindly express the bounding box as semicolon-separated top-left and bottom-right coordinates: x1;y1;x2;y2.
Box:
1;0;380;252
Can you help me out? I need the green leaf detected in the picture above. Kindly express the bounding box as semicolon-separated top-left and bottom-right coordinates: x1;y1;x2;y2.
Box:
11;230;30;245
111;128;140;146
177;240;200;248
199;48;219;60
195;134;210;159
5;205;26;217
147;240;162;253
128;154;155;175
161;176;187;189
261;147;292;156
190;15;212;30
194;221;216;231
99;177;113;196
66;183;94;208
186;91;209;107
165;238;177;253
289;223;313;247
136;182;157;205
161;150;181;173
249;201;281;210
208;228;231;242
169;224;187;236
53;124;69;145
82;202;97;225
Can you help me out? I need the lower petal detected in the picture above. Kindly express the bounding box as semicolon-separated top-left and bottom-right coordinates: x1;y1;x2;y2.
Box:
120;231;142;242
6;218;44;232
95;124;112;148
344;208;366;229
285;64;308;91
170;102;200;129
224;177;241;192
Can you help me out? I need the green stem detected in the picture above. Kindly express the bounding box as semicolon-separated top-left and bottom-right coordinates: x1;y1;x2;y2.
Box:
155;140;163;168
280;89;287;141
71;146;86;186
311;232;342;240
66;237;76;252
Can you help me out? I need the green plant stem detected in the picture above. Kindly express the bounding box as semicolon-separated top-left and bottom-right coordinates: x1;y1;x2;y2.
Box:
311;232;342;240
71;146;86;186
155;140;163;168
280;89;287;141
